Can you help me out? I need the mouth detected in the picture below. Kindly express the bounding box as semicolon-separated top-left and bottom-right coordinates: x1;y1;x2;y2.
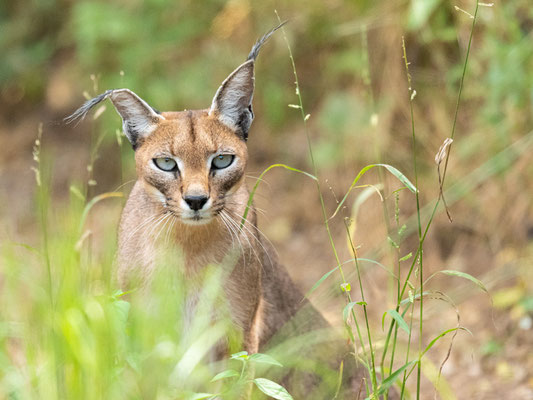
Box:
180;211;214;226
164;201;218;226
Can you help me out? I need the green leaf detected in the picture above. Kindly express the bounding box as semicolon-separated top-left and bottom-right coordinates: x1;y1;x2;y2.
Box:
210;369;240;382
407;0;443;30
340;282;351;292
357;258;397;279
400;291;431;306
382;309;410;334
230;351;248;361
253;378;293;400
79;191;123;233
241;164;316;228
342;301;366;323
185;393;215;400
331;163;417;220
399;252;413;262
69;185;85;201
334;360;344;399
422;327;469;357
437;270;488;294
387;236;399;249
248;353;283;367
304;265;339;298
398;224;407;236
366;361;417;399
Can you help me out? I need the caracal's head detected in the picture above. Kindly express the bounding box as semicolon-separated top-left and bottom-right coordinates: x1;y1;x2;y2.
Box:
133;74;252;225
67;25;284;226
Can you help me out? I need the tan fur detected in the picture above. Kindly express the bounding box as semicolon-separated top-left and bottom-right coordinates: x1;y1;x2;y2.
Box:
117;109;266;351
67;26;367;397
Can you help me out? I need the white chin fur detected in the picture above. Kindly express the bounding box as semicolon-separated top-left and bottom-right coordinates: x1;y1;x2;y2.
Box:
180;216;214;226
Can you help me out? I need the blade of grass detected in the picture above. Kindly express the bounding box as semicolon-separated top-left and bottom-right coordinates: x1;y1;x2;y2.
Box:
381;6;480;394
240;163;316;228
275;10;379;392
330;163;417;220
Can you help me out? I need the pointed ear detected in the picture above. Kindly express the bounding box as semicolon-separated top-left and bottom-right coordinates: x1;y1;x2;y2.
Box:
110;89;164;147
209;60;255;140
65;88;164;149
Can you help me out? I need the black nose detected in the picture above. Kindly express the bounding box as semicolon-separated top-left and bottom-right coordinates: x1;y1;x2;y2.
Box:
184;195;208;211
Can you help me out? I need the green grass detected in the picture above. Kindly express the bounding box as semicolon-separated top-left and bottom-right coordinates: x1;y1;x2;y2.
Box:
2;1;527;399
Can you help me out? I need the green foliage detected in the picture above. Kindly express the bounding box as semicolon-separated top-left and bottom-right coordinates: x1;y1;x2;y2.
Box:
253;378;293;400
1;0;530;398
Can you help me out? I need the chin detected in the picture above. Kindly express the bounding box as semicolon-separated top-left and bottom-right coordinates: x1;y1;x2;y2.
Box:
180;215;214;226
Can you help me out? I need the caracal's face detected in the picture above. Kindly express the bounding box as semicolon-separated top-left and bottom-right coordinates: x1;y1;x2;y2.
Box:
67;45;259;227
135;110;248;225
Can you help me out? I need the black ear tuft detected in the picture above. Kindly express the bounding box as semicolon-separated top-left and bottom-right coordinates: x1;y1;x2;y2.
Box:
210;22;286;140
64;90;114;125
247;21;287;62
65;89;164;148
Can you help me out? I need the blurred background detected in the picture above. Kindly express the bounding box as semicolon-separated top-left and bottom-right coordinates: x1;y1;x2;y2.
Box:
1;0;532;398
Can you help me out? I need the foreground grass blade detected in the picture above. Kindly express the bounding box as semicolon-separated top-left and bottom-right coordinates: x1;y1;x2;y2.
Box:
367;360;416;399
253;378;293;400
304;265;340;298
210;370;239;382
426;270;488;294
331;164;417;219
422;327;470;358
382;309;410;335
343;301;367;323
79;191;123;232
248;353;283;367
241;163;316;228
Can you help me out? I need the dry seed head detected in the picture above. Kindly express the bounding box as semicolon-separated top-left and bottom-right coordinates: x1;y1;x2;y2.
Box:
435;138;454;165
454;6;474;18
31;123;43;186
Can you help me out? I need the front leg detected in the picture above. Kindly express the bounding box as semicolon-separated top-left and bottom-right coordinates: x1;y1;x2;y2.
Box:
244;296;264;354
238;297;264;399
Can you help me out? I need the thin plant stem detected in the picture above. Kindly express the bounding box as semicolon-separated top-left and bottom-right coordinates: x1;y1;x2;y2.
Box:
378;2;480;392
441;1;480;185
343;221;378;390
400;300;416;397
276;11;378;393
362;25;396;305
384;194;403;400
400;35;424;400
34;127;61;398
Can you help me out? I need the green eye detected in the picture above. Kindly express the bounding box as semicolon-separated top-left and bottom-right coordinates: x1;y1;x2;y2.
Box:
212;154;234;170
154;157;178;172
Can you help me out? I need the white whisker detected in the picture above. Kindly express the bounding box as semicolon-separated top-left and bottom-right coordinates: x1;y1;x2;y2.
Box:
222;210;264;268
220;211;247;268
124;211;163;242
224;208;276;267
